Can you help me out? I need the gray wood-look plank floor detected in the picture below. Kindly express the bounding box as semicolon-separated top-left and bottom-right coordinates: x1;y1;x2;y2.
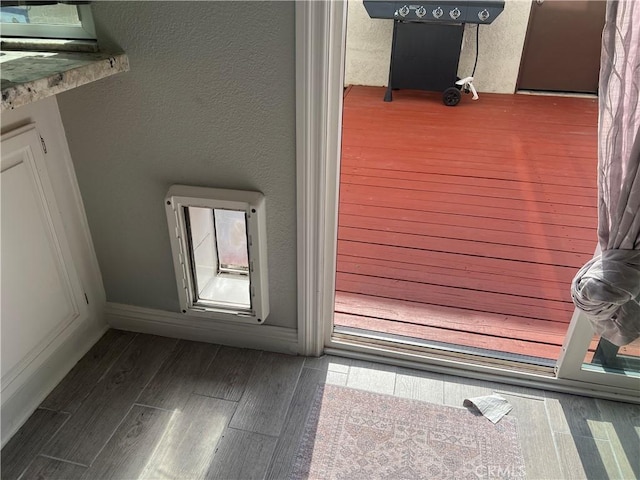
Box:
2;330;638;480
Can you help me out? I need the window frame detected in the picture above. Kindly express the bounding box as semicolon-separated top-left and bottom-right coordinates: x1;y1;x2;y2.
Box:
165;185;269;324
0;4;96;40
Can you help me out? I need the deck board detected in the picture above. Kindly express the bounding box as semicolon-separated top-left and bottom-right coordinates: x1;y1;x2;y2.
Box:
341;171;596;206
342;165;596;198
335;86;599;361
342;145;597;177
342;157;596;188
337;273;574;323
340;227;591;268
341;189;596;229
340;203;596;239
338;241;578;286
338;255;572;302
342;183;596;217
340;213;595;254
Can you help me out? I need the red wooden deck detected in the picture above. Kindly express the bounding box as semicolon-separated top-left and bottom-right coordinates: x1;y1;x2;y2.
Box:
335;86;599;361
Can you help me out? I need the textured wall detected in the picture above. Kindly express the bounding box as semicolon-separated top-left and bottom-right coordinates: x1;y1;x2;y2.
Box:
344;0;531;93
57;2;298;329
345;0;394;87
458;0;532;93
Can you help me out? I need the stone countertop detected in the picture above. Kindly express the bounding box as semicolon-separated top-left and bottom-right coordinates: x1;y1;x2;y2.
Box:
1;50;129;111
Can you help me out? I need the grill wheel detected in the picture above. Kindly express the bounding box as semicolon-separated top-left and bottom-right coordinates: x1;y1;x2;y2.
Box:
442;87;462;106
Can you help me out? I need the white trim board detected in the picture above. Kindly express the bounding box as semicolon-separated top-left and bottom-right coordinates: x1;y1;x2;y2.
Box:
295;0;347;356
105;303;299;355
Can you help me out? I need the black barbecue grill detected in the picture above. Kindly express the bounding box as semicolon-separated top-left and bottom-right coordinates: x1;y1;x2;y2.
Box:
363;0;505;105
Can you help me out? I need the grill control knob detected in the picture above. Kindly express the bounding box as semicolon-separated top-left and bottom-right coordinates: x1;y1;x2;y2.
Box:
478;8;490;21
416;6;427;18
399;5;410;17
432;6;443;19
450;7;461;20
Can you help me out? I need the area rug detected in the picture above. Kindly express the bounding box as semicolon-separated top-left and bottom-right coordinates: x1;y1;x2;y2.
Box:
290;385;526;480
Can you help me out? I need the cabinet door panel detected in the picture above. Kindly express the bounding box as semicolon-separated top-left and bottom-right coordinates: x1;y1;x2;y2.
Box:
1;125;84;393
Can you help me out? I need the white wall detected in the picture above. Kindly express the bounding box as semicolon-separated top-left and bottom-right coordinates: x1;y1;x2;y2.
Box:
345;0;532;93
57;1;298;330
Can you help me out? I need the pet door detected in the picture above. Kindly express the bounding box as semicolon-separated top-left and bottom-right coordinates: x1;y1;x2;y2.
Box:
165;185;268;323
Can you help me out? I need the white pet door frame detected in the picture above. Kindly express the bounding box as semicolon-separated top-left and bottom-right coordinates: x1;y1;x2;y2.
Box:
165;185;269;324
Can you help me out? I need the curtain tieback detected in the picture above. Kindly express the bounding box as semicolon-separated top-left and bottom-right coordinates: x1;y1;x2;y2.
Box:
571;249;640;347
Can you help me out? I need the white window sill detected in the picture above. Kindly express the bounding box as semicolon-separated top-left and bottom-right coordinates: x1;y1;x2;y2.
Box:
1;49;129;111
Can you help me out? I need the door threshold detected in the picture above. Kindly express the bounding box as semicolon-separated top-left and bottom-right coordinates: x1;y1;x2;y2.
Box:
333;326;556;376
325;331;640;403
516;89;597;99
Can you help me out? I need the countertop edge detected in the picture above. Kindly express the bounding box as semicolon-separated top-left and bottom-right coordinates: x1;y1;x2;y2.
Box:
1;52;130;111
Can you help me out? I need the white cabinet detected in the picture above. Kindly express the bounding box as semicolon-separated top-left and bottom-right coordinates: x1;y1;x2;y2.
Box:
1;124;88;395
1;98;106;446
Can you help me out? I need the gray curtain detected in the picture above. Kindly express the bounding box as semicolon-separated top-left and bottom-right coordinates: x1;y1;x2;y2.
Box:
571;0;640;347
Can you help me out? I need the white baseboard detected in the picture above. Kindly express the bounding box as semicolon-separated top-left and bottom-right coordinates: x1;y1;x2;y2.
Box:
105;303;299;355
1;318;107;447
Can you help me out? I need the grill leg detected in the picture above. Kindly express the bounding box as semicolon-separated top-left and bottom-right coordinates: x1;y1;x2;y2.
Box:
384;21;399;102
384;86;393;102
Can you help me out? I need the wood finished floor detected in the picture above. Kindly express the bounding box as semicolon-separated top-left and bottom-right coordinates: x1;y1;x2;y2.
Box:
336;86;599;361
2;331;638;480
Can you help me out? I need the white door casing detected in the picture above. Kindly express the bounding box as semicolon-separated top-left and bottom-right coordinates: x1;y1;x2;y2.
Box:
295;0;347;356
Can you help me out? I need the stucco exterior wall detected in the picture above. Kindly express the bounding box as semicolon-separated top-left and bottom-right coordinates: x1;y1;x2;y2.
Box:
344;0;532;94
